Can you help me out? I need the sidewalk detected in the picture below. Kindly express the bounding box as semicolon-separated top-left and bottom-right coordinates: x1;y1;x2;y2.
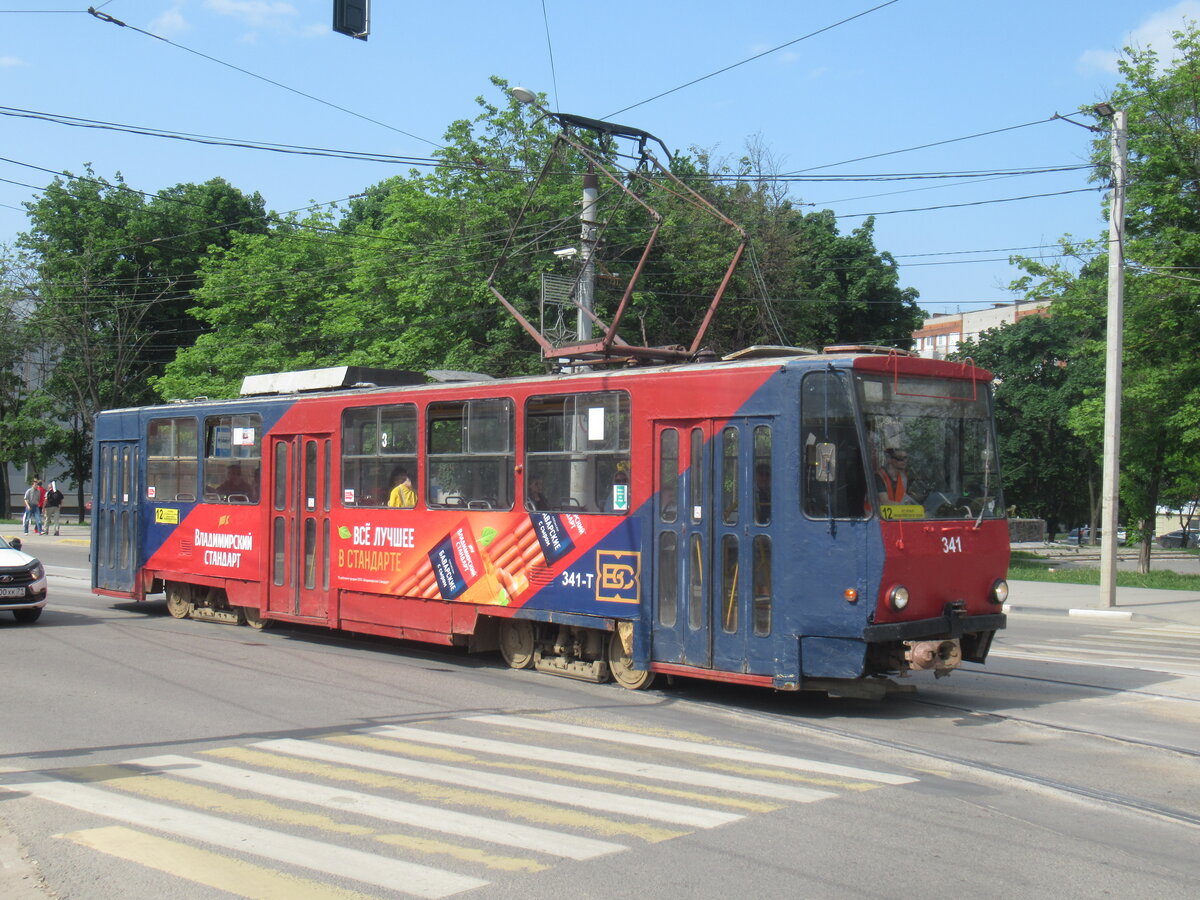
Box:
1;519;90;544
1005;579;1200;626
1007;540;1200;626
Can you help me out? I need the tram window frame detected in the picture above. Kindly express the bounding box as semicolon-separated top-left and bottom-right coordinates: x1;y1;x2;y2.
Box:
800;372;869;521
524;391;631;514
427;398;515;510
146;417;199;502
202;414;262;504
341;404;419;508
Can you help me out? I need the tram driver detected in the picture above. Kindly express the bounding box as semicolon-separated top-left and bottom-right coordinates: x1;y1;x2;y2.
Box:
875;448;915;506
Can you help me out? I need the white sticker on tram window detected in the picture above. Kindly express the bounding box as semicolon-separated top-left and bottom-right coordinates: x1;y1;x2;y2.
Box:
147;486;157;499
307;497;316;510
344;489;355;504
232;427;255;446
588;407;605;442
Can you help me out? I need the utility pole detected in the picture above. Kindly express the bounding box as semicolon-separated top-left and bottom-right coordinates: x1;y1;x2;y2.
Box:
578;167;598;343
1098;106;1127;608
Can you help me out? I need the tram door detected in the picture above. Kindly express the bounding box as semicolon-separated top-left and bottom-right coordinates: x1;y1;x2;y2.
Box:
267;435;332;620
652;420;774;672
93;441;140;593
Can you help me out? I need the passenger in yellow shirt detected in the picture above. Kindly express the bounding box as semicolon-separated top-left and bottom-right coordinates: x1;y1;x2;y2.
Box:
388;467;417;508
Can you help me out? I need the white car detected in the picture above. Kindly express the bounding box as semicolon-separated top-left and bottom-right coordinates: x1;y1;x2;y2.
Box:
0;536;48;623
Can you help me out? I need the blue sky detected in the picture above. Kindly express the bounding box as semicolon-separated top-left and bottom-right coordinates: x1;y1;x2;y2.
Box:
1;0;1196;319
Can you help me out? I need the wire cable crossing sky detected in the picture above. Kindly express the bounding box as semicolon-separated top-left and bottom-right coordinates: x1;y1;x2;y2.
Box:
2;0;1195;311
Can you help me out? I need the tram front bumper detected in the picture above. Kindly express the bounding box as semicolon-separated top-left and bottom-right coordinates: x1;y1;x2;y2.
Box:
863;602;1006;668
862;603;1006;643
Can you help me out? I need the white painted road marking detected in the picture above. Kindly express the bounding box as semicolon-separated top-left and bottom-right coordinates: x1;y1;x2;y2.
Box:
367;725;838;802
467;715;918;785
5;779;487;898
254;738;743;828
131;754;624;860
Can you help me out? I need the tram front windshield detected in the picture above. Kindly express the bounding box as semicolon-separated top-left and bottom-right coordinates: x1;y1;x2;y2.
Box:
855;373;1003;521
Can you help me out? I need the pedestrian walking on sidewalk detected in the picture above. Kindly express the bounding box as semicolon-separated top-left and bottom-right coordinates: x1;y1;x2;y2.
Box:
22;478;44;535
44;481;64;536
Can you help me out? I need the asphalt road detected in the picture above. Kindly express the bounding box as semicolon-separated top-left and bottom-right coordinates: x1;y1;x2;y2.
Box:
1;538;1197;899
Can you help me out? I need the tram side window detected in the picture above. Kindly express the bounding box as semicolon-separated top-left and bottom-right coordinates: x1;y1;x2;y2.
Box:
754;425;772;525
203;414;262;503
427;399;514;510
147;417;198;502
524;391;631;514
800;372;868;520
341;404;418;508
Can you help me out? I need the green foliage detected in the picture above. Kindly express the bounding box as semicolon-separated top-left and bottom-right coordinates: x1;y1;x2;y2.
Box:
956;314;1094;536
155;79;922;400
999;24;1200;567
9;168;268;489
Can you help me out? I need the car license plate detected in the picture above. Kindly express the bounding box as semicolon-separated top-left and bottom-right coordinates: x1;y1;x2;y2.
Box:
0;586;25;598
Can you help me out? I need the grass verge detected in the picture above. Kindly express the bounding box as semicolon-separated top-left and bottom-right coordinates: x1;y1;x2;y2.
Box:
1010;550;1200;591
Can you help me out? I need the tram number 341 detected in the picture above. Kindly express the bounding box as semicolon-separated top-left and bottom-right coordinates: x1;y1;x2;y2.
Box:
941;536;964;553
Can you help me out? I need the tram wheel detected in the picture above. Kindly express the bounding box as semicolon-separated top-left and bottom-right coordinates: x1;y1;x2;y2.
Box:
165;584;193;619
608;630;656;690
498;619;535;669
241;606;269;630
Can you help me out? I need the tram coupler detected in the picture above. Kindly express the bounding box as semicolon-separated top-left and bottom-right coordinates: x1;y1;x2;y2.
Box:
904;638;963;677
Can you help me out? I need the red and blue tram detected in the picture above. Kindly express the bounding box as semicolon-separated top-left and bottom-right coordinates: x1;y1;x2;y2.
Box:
91;347;1009;695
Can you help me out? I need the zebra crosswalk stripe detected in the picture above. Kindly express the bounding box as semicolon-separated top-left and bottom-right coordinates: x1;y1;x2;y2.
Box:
466;716;917;784
6;779;487;899
366;725;837;802
130;754;624;860
253;738;743;828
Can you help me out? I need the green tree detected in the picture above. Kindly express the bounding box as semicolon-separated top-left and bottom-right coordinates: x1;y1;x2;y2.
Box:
1008;24;1200;571
157;79;923;400
956;313;1096;537
15;170;267;503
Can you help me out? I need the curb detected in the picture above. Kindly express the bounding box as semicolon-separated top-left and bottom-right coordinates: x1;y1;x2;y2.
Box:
1067;607;1134;621
1002;603;1139;621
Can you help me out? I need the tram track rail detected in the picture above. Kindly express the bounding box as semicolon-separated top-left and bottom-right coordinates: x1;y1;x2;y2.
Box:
714;699;1200;832
966;665;1200;707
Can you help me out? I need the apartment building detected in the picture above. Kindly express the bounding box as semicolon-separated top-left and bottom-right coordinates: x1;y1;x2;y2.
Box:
912;299;1050;359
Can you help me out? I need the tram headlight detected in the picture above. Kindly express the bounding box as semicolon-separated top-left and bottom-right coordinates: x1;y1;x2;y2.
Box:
887;585;909;611
990;579;1009;605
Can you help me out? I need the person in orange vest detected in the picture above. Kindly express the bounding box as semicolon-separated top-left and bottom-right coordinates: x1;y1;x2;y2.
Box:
875;448;913;505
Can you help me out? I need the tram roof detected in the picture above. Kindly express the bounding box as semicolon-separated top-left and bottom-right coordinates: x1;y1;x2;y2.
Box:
99;347;992;416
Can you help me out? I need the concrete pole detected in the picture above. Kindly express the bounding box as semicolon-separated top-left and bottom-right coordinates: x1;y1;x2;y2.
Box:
578;167;598;343
1099;109;1128;608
